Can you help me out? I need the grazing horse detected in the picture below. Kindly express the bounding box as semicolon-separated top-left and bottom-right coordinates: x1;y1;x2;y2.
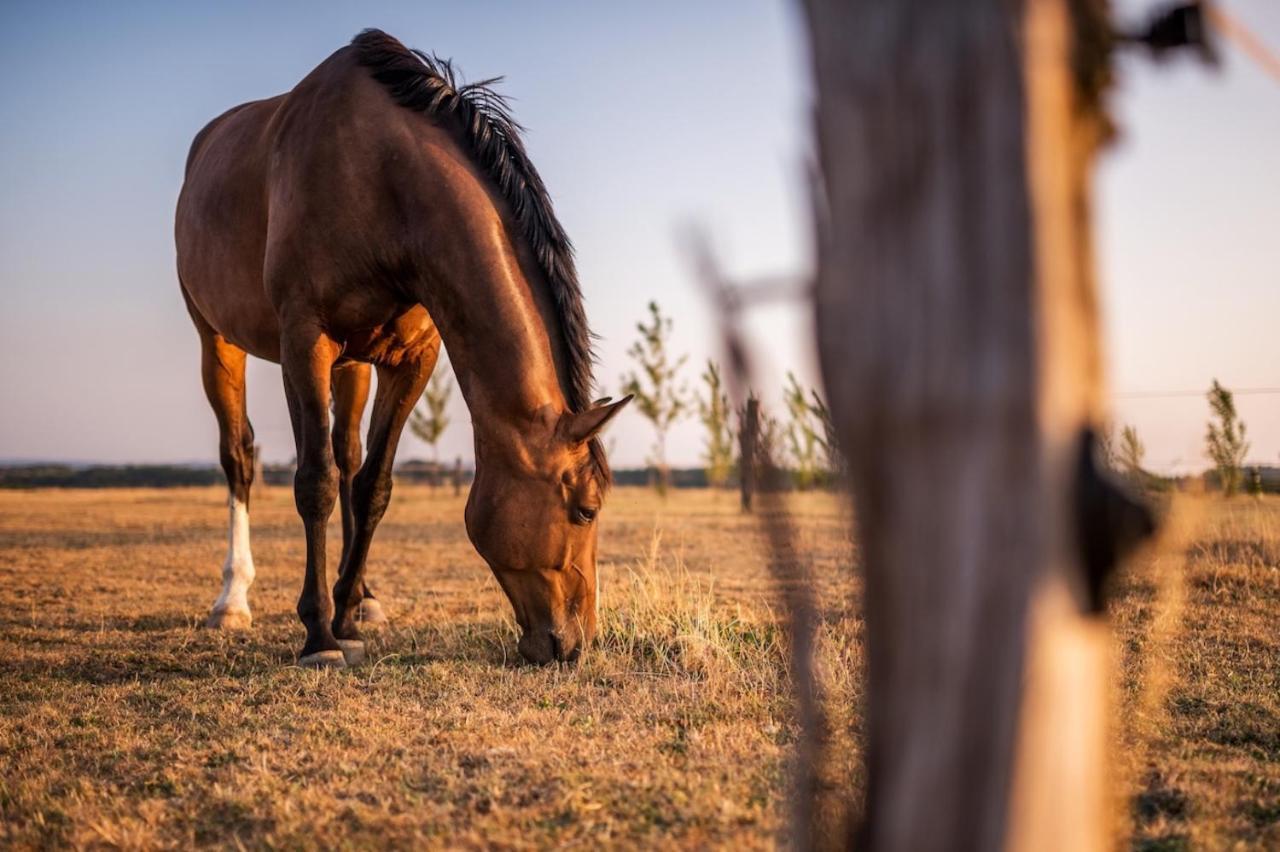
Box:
176;29;629;667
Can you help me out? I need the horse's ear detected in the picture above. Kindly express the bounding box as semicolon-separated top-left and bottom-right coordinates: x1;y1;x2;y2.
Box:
562;395;632;444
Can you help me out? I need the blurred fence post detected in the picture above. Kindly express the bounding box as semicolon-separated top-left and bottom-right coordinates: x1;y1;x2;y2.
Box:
740;397;758;512
689;235;828;849
252;443;264;494
452;456;463;497
801;0;1141;849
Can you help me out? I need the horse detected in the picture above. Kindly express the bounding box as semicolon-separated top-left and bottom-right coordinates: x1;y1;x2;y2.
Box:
175;29;630;667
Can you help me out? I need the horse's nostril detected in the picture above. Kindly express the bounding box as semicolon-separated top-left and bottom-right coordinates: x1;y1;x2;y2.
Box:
548;631;563;662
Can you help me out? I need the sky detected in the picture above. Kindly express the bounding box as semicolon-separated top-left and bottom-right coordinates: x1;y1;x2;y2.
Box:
0;0;1276;474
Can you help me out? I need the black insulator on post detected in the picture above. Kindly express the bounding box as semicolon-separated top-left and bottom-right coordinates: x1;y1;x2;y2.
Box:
1074;428;1160;614
1117;2;1218;65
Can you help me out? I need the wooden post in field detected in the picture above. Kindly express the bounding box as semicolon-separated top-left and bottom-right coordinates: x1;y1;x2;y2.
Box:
740;396;759;512
802;0;1135;849
452;456;463;497
253;443;264;493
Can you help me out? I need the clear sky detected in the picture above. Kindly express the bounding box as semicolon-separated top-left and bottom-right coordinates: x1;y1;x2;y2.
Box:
0;1;1276;473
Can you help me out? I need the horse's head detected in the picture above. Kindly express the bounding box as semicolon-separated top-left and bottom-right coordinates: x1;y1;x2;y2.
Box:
464;396;631;664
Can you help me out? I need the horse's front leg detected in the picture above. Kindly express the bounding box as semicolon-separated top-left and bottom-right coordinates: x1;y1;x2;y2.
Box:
281;326;347;668
332;347;439;647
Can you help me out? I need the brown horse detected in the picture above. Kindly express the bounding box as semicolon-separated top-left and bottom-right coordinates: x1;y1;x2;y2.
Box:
176;29;629;667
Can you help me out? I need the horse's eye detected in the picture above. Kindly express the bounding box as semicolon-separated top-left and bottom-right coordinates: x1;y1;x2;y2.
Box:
575;506;598;525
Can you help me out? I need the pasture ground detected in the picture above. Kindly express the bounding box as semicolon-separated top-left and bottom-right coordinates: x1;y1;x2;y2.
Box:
0;486;1276;849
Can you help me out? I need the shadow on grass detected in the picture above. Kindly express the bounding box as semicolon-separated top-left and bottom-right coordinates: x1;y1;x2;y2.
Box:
0;528;212;550
1;615;531;687
1131;770;1191;852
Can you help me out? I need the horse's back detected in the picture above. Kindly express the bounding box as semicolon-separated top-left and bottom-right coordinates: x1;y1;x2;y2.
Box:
177;93;286;359
176;44;451;364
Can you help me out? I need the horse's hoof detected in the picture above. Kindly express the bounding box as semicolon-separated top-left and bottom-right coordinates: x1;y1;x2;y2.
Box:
205;607;252;630
337;639;366;665
357;597;388;627
297;650;347;669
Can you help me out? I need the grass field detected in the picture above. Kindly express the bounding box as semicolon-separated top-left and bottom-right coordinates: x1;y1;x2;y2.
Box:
0;486;1276;849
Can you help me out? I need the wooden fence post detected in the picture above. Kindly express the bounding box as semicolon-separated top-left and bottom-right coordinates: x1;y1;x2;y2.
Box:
740;396;759;512
252;443;264;494
802;0;1136;849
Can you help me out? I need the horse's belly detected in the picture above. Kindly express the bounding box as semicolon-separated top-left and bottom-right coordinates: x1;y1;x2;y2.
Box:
181;265;283;362
340;304;438;367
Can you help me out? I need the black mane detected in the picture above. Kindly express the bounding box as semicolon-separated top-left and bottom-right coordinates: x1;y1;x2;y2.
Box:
352;29;609;484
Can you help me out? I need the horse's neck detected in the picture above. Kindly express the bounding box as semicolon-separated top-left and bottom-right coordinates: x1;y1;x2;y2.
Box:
419;258;570;449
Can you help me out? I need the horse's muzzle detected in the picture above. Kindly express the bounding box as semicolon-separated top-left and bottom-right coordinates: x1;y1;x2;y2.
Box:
518;627;582;665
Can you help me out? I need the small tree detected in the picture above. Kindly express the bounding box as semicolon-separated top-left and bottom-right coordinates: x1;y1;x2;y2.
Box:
739;394;784;492
784;373;823;490
1118;424;1145;483
621;301;689;494
1206;379;1249;497
806;388;845;486
697;360;735;489
759;407;785;490
409;359;454;485
1096;423;1116;470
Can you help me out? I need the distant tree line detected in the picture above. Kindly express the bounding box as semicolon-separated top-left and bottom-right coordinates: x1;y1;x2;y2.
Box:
620;301;845;496
1097;377;1272;497
4;333;1271;497
616;304;1271;500
0;464;227;489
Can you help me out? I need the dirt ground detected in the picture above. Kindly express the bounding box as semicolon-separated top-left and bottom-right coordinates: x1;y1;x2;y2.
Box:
0;485;1276;849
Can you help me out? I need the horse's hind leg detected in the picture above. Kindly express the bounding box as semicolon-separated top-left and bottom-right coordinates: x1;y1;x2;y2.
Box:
331;363;387;626
199;331;257;630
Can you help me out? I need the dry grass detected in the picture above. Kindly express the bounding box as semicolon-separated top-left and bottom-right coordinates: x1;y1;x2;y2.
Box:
1112;495;1280;851
0;486;1275;849
0;486;860;849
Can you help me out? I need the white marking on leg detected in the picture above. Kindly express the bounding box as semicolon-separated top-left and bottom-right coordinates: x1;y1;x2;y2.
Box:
212;495;255;617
